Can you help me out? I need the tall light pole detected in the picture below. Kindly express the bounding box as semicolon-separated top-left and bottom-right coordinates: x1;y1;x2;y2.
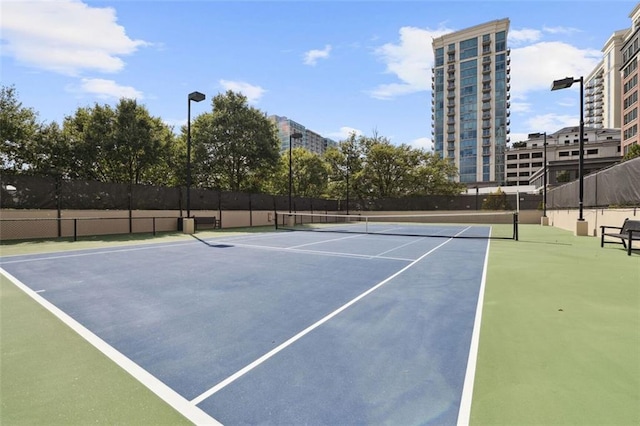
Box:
345;147;351;215
543;131;547;218
289;131;303;213
551;76;584;221
186;91;206;218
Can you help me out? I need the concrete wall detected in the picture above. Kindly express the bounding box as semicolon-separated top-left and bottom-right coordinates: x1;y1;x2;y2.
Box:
547;208;639;237
0;209;542;241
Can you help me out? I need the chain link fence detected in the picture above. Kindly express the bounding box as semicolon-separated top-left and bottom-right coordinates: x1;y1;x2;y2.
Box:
547;157;640;209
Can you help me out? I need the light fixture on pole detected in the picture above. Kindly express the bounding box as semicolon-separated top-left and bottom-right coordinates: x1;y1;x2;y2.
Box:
551;76;584;221
186;91;206;218
288;131;303;213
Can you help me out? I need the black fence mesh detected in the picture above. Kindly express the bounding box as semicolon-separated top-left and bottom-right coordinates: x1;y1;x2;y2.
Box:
547;157;640;209
1;174;543;213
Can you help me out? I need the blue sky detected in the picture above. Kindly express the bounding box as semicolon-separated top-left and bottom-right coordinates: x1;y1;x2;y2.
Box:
1;0;636;150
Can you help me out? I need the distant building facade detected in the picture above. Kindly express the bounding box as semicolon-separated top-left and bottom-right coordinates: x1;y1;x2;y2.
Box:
268;115;338;155
585;30;625;129
620;3;640;155
505;127;621;190
432;19;511;185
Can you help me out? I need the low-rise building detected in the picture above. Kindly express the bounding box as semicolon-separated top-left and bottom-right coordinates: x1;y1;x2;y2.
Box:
505;127;621;190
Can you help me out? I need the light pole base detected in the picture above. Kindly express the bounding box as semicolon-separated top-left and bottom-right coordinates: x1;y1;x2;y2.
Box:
182;218;195;234
575;219;589;236
541;216;549;226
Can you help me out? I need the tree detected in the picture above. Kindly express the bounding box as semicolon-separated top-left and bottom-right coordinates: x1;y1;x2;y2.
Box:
291;148;329;198
62;99;175;185
189;91;280;192
323;132;363;200
0;85;40;173
482;188;512;210
622;143;640;161
347;135;464;200
410;151;465;195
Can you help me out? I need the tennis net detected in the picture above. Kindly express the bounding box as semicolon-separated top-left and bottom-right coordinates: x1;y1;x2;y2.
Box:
275;211;519;240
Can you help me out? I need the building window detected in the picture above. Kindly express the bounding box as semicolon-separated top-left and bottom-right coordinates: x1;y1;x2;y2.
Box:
519;153;530;159
559;151;570;157
531;152;543;158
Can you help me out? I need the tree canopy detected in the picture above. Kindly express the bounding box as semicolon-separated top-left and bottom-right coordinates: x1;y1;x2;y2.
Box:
1;84;467;202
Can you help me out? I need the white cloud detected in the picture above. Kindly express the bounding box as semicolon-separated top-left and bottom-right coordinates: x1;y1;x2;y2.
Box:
327;126;363;140
78;78;143;99
219;80;266;104
0;0;148;76
525;113;580;133
370;25;454;100
508;28;542;45
303;45;332;66
408;137;433;151
542;26;581;36
509;41;601;101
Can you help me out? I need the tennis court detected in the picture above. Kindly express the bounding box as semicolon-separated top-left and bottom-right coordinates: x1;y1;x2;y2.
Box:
0;218;500;425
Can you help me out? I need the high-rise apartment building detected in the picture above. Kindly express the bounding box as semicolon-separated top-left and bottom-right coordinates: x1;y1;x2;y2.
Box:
268;115;338;156
585;30;625;129
432;19;511;185
620;3;640;155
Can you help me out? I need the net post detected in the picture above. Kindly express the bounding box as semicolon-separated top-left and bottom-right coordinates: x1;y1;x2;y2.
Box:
73;218;78;241
275;212;279;230
513;212;519;241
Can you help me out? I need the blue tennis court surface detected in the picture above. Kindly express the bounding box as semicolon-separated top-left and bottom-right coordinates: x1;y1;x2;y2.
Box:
1;229;491;424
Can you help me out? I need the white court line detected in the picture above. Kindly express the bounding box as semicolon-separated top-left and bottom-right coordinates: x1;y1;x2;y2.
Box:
208;240;417;262
456;237;491;425
288;233;364;249
0;240;199;264
190;235;458;406
373;236;424;258
0;267;221;426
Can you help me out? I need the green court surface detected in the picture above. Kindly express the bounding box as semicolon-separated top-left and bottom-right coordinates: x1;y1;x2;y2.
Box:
1;225;638;425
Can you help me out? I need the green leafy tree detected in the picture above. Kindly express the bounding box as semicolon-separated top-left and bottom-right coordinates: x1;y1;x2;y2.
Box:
31;122;72;177
410;151;465;195
62;99;175;185
323;132;363;200
291;148;329;198
0;85;40;173
359;140;417;198
190;91;280;191
622;143;640;161
481;187;512;210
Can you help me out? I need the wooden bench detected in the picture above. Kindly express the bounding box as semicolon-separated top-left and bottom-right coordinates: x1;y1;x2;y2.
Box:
194;216;220;230
600;218;640;256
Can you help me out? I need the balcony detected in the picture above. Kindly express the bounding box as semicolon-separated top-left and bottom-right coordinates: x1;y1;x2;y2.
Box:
483;57;492;64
